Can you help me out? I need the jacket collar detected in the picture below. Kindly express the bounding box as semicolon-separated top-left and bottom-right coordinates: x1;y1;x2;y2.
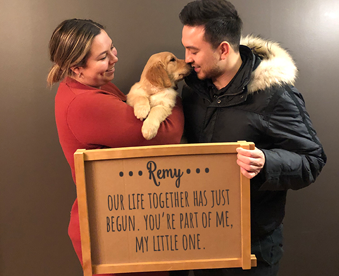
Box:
184;45;260;107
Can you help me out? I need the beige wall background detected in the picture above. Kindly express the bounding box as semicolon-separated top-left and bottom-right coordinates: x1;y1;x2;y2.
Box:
0;0;337;275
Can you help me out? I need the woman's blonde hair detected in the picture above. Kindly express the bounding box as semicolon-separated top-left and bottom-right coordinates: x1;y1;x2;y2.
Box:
47;19;104;86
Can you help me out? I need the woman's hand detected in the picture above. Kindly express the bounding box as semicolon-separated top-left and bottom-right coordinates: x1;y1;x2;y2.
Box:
236;147;265;179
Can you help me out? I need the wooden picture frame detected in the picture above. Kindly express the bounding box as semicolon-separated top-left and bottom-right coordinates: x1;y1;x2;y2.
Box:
74;141;257;276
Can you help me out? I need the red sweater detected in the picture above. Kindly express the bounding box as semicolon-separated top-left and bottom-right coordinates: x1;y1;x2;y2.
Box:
55;77;184;276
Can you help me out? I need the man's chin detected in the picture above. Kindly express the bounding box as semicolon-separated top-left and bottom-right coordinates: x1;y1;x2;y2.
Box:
196;72;206;80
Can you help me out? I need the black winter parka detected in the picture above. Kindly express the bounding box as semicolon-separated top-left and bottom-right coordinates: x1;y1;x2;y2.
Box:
181;36;326;238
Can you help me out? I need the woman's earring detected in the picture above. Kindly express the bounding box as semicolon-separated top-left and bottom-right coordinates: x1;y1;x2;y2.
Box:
78;73;82;78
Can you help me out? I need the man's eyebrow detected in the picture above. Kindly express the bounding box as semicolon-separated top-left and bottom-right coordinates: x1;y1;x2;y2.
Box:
185;46;199;50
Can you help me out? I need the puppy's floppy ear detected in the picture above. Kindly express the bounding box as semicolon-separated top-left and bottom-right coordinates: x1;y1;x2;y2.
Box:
146;62;172;88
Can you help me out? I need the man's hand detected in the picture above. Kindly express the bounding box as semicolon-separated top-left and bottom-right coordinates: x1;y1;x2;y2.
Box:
236;147;265;179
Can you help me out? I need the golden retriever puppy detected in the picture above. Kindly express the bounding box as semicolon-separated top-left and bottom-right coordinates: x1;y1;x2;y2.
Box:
127;52;191;140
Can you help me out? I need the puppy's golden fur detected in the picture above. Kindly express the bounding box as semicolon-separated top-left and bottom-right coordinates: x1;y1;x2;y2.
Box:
127;52;191;140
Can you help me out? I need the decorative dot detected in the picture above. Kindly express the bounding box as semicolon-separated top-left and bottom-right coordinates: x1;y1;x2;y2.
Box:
138;171;143;176
119;172;124;177
129;171;133;176
196;168;200;173
205;168;210;173
186;169;191;174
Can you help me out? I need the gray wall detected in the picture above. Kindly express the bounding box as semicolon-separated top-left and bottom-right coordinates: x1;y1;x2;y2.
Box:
0;0;337;275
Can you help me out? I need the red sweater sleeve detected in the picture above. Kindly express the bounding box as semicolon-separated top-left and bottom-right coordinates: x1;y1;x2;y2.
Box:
66;90;184;148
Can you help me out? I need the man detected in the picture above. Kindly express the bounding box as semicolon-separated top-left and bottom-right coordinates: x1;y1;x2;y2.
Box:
175;0;326;275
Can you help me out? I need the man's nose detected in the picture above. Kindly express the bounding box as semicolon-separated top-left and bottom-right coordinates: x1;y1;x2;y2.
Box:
185;50;193;64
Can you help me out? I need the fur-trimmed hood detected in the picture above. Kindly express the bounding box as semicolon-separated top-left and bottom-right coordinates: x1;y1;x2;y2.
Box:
241;35;298;93
184;35;298;98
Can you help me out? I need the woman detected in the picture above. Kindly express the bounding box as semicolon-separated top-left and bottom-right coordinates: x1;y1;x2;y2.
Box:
47;19;184;276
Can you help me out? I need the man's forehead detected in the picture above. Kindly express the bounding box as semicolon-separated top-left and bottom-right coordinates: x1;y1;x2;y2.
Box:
182;25;204;41
182;25;210;49
182;25;205;37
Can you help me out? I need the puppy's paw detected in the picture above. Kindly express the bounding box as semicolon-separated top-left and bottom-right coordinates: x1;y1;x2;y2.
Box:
142;121;160;140
134;104;150;120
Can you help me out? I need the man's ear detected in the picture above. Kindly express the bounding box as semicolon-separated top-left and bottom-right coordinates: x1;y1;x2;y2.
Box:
146;62;172;88
219;41;230;60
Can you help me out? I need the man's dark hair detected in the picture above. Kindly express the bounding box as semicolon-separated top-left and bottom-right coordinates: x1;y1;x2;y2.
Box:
179;0;243;51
